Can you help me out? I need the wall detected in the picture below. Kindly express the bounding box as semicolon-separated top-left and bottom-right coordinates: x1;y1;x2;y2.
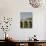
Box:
0;0;46;40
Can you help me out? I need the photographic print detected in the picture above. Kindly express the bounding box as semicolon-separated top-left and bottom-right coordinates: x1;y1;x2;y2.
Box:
20;12;32;28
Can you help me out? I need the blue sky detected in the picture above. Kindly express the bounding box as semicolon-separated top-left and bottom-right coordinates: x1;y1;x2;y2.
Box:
20;12;32;20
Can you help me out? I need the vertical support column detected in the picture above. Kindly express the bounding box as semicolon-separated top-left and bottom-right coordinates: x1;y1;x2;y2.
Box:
23;21;24;28
28;20;30;28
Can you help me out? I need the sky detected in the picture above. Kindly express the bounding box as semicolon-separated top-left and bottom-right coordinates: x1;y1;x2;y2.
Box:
20;12;32;20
